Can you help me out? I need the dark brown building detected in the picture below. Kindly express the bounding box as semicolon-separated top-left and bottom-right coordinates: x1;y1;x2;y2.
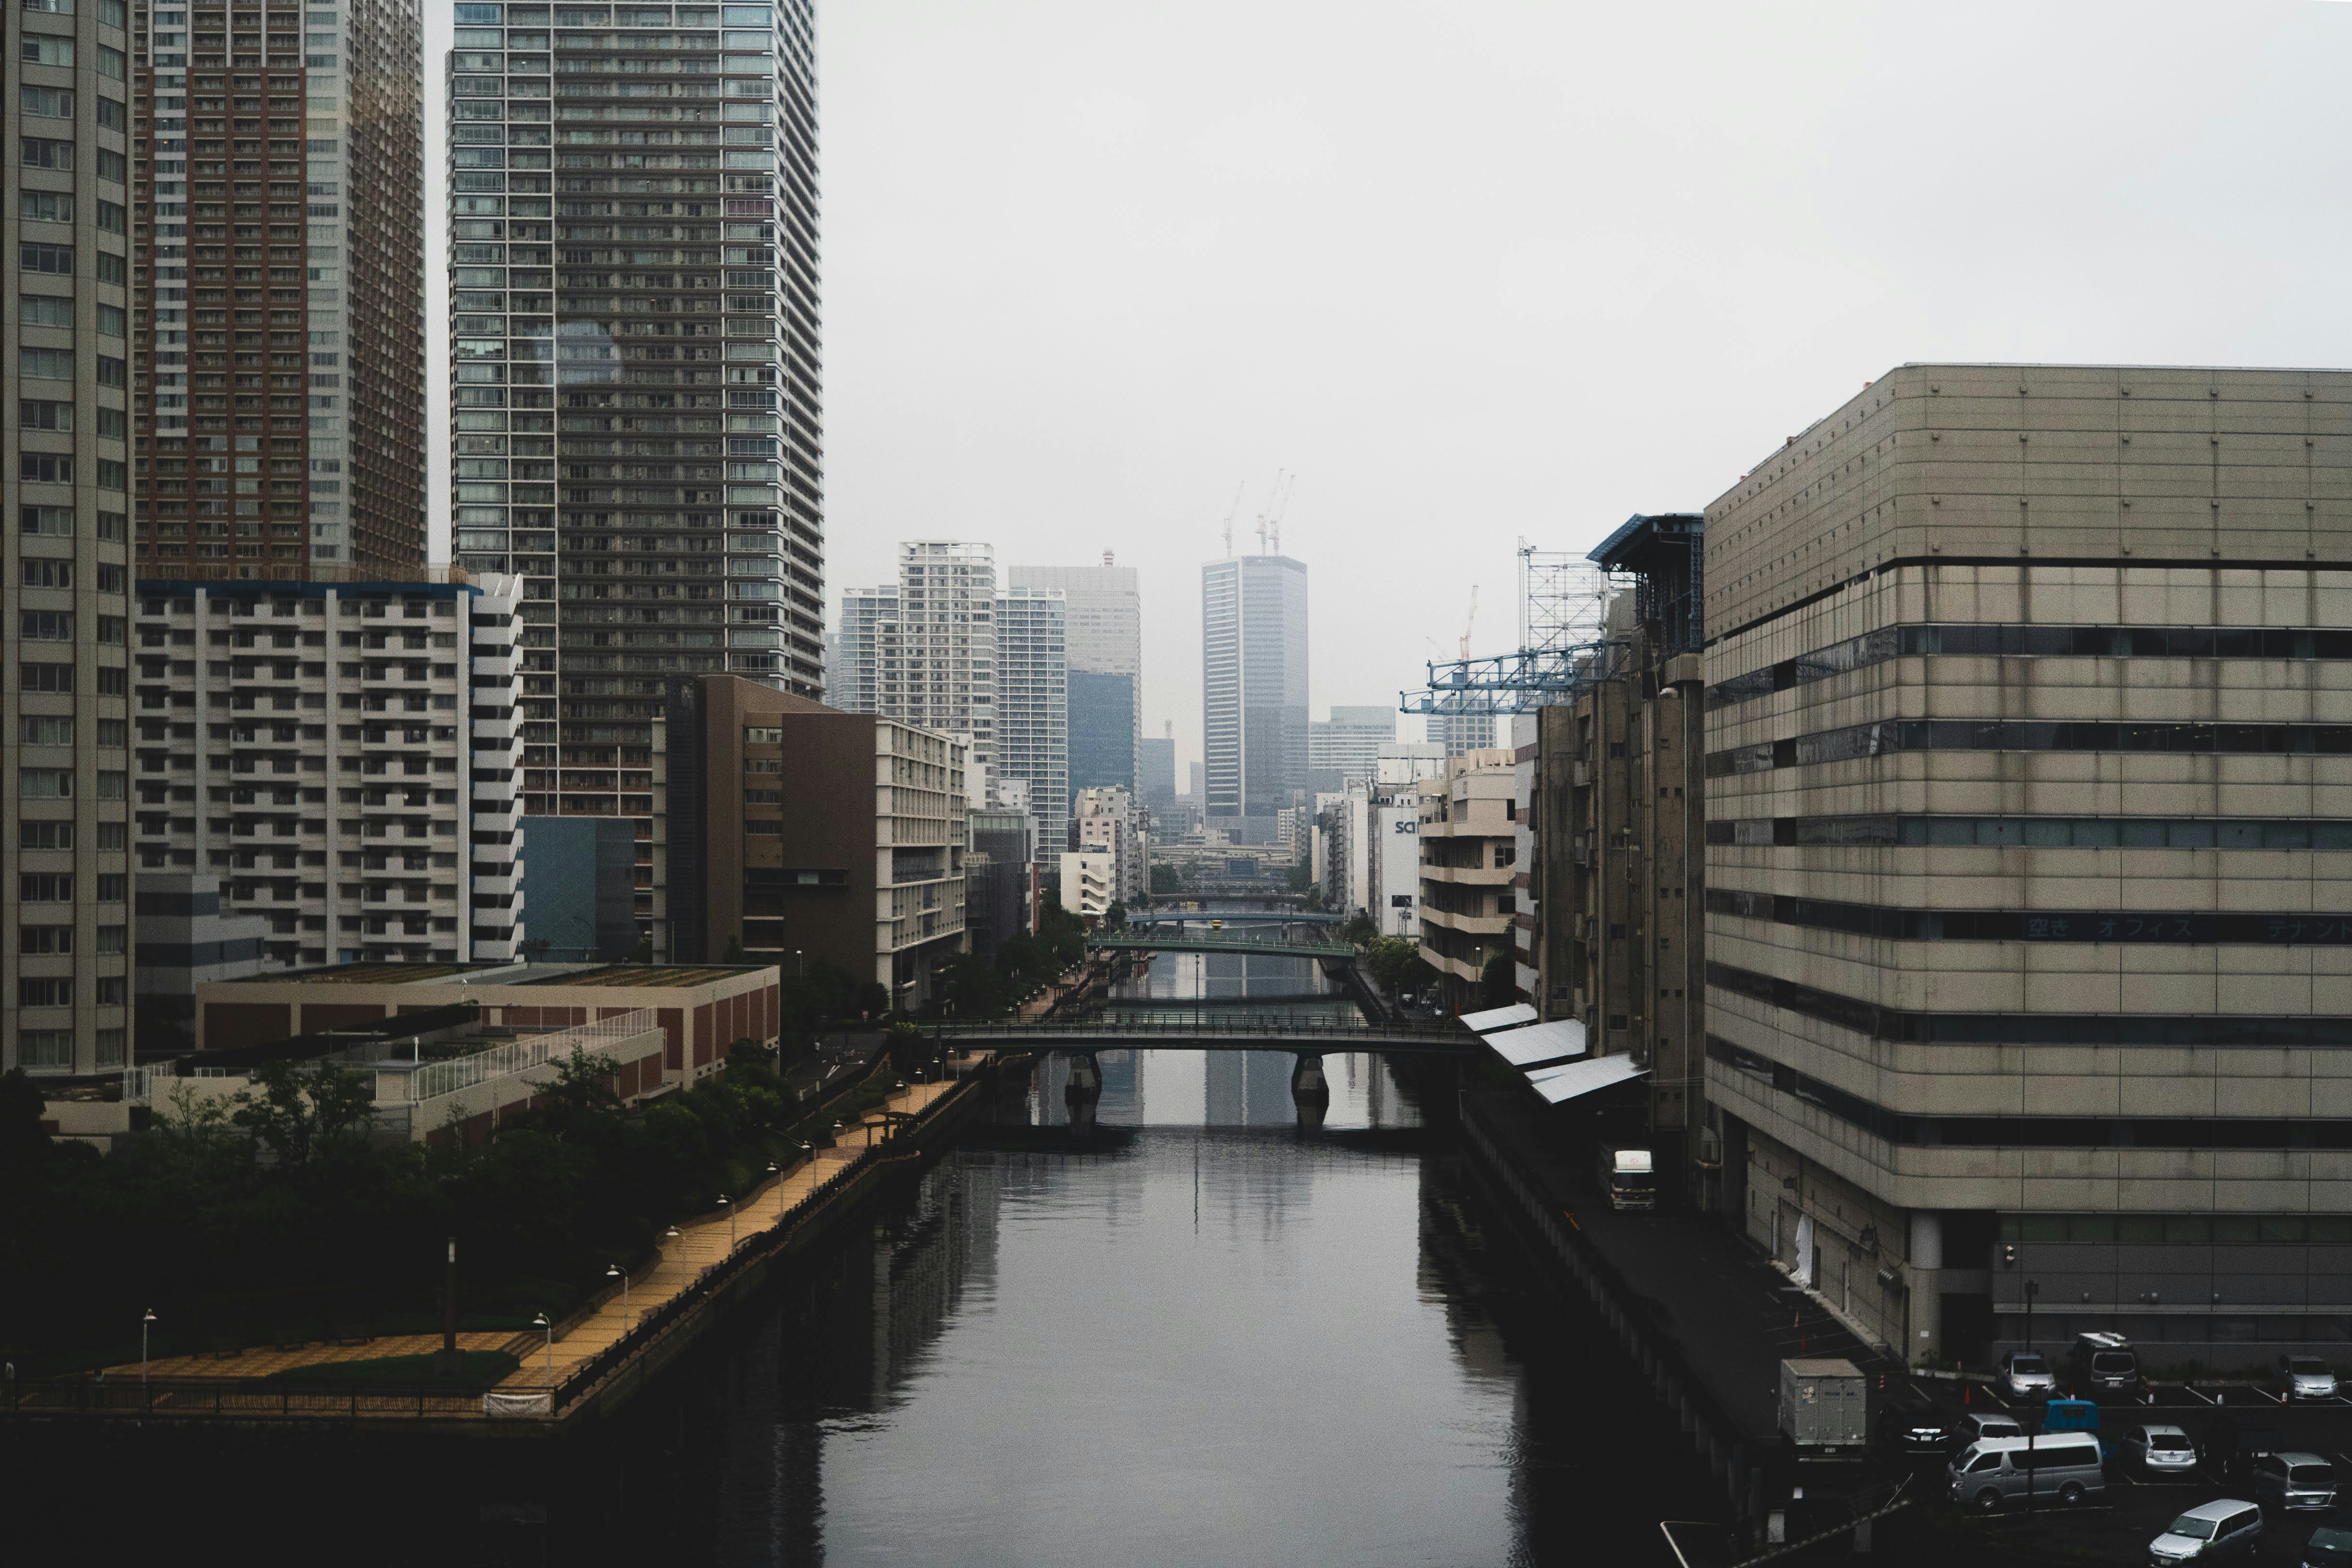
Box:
660;676;966;1009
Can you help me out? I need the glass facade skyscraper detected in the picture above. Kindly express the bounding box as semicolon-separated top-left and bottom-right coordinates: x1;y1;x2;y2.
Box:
993;585;1066;852
444;0;823;939
1200;553;1307;823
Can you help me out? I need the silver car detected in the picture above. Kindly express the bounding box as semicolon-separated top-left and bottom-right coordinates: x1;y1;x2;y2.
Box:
1999;1349;2057;1400
2279;1356;2341;1401
2118;1423;2199;1477
2149;1500;2262;1563
1963;1412;2026;1445
2254;1451;2339;1512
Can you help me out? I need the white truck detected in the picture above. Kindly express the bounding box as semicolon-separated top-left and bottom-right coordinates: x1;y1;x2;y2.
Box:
1597;1146;1655;1210
1780;1357;1868;1461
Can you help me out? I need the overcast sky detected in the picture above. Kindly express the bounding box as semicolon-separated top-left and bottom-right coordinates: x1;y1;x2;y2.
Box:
436;1;2352;779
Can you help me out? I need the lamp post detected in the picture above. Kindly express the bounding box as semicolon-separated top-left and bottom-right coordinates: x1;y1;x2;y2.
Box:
141;1308;157;1388
606;1264;630;1332
532;1312;553;1388
719;1194;734;1251
794;948;804;981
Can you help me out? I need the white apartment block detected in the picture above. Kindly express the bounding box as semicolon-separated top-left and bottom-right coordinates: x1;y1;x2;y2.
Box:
834;542;998;789
131;575;526;971
1073;784;1144;905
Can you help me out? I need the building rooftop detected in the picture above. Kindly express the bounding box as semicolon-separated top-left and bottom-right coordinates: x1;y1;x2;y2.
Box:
223;961;775;990
516;964;758;989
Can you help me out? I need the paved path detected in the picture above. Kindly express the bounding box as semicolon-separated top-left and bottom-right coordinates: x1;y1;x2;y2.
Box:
109;1075;960;1390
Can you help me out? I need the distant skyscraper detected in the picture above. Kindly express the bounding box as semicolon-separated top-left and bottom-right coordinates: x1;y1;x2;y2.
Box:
1200;554;1307;821
1008;559;1139;793
137;0;428;583
834;542;998;786
994;586;1068;851
1427;710;1496;756
1139;722;1176;806
7;0;136;1077
448;0;826;947
1310;705;1395;792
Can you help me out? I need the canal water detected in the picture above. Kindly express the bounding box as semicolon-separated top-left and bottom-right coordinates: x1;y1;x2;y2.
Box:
672;949;1719;1566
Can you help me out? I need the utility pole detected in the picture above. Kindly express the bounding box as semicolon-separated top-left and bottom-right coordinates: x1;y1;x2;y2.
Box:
436;1237;462;1376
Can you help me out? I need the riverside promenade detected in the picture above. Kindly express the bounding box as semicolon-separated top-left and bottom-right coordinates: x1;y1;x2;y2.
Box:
42;1071;976;1424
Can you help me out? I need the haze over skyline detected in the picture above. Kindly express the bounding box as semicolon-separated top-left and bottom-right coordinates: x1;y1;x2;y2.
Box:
443;0;2352;778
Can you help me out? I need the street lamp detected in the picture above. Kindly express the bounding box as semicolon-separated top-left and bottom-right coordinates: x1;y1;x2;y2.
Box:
794;948;803;981
532;1312;553;1387
606;1264;630;1332
141;1308;157;1387
719;1194;734;1250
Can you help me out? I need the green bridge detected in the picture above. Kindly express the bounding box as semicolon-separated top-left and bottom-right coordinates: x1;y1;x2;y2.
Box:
1087;932;1358;961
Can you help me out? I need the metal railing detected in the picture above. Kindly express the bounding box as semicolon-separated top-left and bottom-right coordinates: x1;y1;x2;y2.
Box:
934;1013;1471;1044
4;1377;493;1421
387;1008;658;1103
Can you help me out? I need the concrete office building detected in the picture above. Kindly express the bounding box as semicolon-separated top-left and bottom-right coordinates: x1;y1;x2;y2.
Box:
130;575;528;975
4;0;138;1077
1518;515;1708;1193
1309;704;1393;795
1058;850;1111;922
993;584;1068;853
516;814;636;960
834;542;997;791
1201;553;1307;824
444;0;827;945
1416;747;1516;1009
1426;710;1495;758
1072;784;1144;905
1008;559;1138;795
132;0;428;583
1140;721;1176;806
133;873;265;1060
1703;363;2352;1366
659;677;965;1007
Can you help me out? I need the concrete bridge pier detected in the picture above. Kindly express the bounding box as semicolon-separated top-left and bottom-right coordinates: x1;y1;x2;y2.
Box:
1063;1051;1102;1138
1291;1053;1329;1133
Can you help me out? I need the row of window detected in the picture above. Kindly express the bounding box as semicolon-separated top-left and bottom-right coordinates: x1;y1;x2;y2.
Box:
19;36;126;77
22;244;127;284
1707;814;2352;850
21;400;127;436
17;1030;126;1071
19;874;127;901
24;506;127;539
23;295;128;334
1998;1211;2352;1245
1705;622;2352;711
1713;1035;2352;1153
1706;887;2352;947
20;192;124;231
22;771;126;799
19;717;126;746
17;977;124;1007
24;613;127;643
19;926;125;956
1707;719;2352;778
20;456;128;488
21;345;125;382
21;822;118;852
1707;959;2352;1046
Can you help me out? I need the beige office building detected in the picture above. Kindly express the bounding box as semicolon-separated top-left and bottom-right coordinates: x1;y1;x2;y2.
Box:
1704;363;2352;1366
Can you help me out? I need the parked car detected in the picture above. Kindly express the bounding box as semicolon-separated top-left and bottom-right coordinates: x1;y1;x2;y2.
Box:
2042;1396;2106;1456
1962;1412;2026;1445
2279;1356;2341;1402
2299;1510;2352;1568
2147;1500;2263;1563
1998;1349;2058;1400
1946;1433;2105;1511
1876;1404;1952;1457
2117;1423;2200;1478
2255;1453;2340;1513
2070;1330;2144;1398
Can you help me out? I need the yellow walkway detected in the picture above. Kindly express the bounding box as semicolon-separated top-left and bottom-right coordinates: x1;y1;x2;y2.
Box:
109;1074;962;1392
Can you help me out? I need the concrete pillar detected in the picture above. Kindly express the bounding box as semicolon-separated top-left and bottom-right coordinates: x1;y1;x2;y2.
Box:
1289;1053;1328;1101
1064;1051;1102;1095
1908;1210;1944;1361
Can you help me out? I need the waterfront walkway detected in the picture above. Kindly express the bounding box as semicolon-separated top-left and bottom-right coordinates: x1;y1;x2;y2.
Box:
112;1076;959;1391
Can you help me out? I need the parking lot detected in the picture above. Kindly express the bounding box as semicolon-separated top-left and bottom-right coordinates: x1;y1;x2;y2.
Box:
1870;1375;2352;1564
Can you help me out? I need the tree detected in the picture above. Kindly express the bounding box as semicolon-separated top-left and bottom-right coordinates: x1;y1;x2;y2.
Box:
721;934;746;963
1284;861;1312;892
1104;900;1127;929
1481;952;1516;1009
230;1058;376;1173
1149;862;1183;895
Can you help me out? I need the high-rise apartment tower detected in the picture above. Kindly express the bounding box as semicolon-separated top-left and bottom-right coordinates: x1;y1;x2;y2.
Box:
5;0;137;1077
993;585;1067;851
1008;558;1138;795
445;0;824;941
133;0;427;582
832;542;997;795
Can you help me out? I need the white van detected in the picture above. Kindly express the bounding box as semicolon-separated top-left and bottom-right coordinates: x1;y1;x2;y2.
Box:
1947;1433;2106;1511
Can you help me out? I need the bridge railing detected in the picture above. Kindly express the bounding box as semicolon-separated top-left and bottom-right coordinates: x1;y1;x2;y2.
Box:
936;1014;1468;1042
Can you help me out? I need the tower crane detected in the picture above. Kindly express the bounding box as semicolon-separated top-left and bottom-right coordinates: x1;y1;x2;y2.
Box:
1459;585;1479;658
1219;482;1244;558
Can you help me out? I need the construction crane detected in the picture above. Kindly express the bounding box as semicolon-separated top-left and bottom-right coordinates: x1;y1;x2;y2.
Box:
1253;469;1290;555
1266;472;1295;555
1219;482;1244;558
1458;585;1479;659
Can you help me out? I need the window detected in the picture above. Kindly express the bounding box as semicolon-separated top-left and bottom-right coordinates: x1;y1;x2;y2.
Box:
97;615;124;644
21;86;73;117
19;822;70;851
96;304;123;337
96;148;124;183
20;874;73;901
95;564;121;593
96;926;124;956
18;928;71;956
95;96;123;132
20;455;72;485
19;770;73;799
96;44;123;79
96;772;123;800
18;1032;72;1070
22;0;76;14
96;253;122;285
96;356;124;388
95;821;121;849
21;507;71;537
21;610;72;640
22;347;72;378
96;719;125;748
97;666;122;695
20;192;71;224
20;295;71;328
19;665;70;693
95;977;123;1006
21;37;73;66
19;401;71;433
95;1030;124;1068
21;138;72;171
18;978;73;1009
21;559;69;588
95;408;123;440
96;510;122;542
22;717;73;747
96;458;125;490
97;873;125;902
96;200;124;234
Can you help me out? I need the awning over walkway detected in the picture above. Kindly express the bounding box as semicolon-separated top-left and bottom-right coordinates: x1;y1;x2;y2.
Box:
1458;1002;1538;1034
1524;1054;1648;1105
1482;1018;1587;1069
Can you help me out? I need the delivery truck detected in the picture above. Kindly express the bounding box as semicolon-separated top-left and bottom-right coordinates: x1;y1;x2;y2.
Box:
1780;1357;1868;1461
1596;1146;1655;1210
